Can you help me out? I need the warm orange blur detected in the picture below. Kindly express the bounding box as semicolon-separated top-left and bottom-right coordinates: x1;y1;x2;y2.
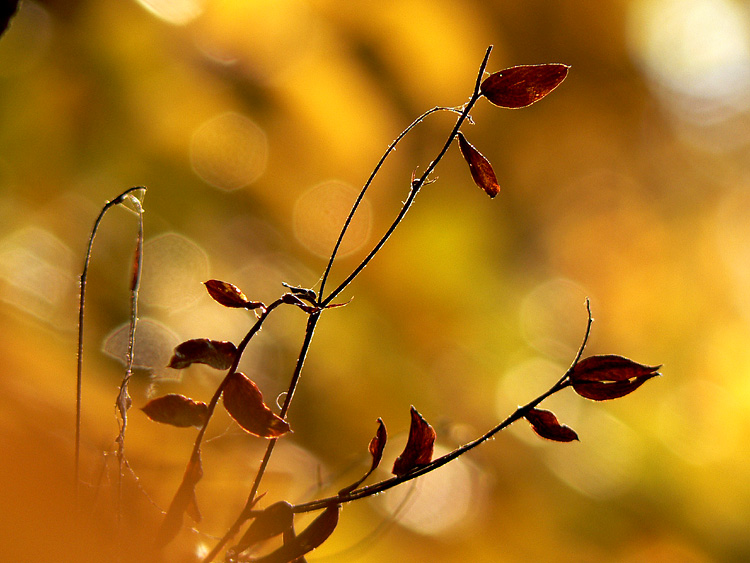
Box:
2;0;749;561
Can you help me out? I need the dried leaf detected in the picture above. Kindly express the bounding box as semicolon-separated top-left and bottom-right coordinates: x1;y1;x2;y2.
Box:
392;406;436;476
524;408;579;442
168;338;237;370
281;282;317;303
234;501;294;555
570;355;661;401
480;63;570;109
223;371;291;438
571;355;661;382
141;394;208;428
457;132;500;198
339;418;388;496
368;417;387;472
155;452;203;548
204;279;265;310
572;375;659;401
251;504;341;563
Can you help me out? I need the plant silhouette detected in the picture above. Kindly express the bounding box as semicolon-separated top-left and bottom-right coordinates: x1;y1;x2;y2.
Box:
75;46;660;562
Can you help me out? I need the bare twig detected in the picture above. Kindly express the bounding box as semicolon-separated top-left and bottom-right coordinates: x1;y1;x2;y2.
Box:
76;186;145;504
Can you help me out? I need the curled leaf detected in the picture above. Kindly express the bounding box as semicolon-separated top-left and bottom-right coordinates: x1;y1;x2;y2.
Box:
155;452;203;548
141;394;208;428
524;408;579;442
223;371;291;438
281;282;317;303
457;132;500;198
233;501;294;555
456;132;500;197
252;504;341;563
392;406;436;476
368;417;387;472
168;338;237;370
204;279;265;310
570;355;661;401
339;417;388;496
480;63;570;109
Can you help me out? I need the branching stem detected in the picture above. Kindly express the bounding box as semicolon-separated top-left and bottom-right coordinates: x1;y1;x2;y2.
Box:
292;299;593;513
202;45;495;562
321;45;493;307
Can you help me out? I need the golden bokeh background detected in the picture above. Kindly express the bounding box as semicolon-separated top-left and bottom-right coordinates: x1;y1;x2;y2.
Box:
2;0;750;561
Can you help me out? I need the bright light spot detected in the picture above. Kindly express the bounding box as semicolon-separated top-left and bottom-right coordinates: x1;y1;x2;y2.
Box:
102;318;181;379
0;227;75;325
0;1;52;77
519;278;590;361
714;186;750;322
139;232;209;311
190;112;268;191
627;0;750;129
655;378;739;465
372;445;483;536
134;0;204;26
545;410;643;499
293;181;371;259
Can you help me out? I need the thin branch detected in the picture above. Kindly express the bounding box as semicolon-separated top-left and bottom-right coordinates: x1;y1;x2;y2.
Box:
115;193;144;536
291;377;568;513
321;45;493;307
292;298;593;513
75;186;145;504
202;311;322;562
190;297;286;462
318;106;461;299
203;46;495;561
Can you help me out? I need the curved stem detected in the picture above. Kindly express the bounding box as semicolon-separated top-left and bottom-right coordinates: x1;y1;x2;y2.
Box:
115;194;144;534
75;186;145;503
293;298;594;513
293;378;570;514
321;45;493;307
202;311;322;562
318;106;461;300
189;298;285;461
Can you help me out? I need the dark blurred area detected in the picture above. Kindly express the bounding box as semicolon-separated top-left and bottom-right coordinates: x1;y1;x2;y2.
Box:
1;0;749;561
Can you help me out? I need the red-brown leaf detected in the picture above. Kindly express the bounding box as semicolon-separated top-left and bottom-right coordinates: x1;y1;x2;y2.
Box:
392;406;436;476
524;408;579;442
222;371;291;438
252;504;341;563
141;394;208;428
457;131;500;198
480;63;570;109
339;418;388;496
571;355;661;382
234;501;294;555
368;417;387;472
570;355;661;401
204;279;265;310
572;374;659;401
155;452;203;548
168;338;237;370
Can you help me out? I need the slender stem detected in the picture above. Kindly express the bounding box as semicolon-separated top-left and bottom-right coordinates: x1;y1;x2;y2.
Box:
115;195;144;537
204;46;494;560
321;45;493;307
292;379;569;513
293;299;595;513
202;311;322;563
190;298;285;461
75;186;145;503
318;106;460;300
